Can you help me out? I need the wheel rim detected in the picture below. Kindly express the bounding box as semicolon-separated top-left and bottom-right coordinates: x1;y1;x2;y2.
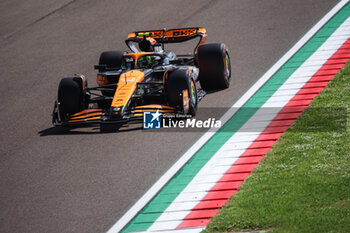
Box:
190;80;197;105
225;52;231;80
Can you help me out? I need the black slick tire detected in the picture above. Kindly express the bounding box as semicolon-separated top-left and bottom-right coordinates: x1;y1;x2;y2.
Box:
197;43;231;91
166;69;198;116
57;77;84;120
98;51;126;71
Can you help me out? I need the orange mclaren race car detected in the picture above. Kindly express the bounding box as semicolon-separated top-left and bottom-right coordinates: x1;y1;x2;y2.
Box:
52;27;231;127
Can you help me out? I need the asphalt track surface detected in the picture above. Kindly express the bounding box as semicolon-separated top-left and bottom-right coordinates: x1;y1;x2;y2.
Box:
0;0;340;232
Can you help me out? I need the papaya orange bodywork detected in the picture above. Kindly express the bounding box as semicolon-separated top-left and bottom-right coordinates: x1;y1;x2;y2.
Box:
68;116;101;123
75;74;86;90
135;105;175;110
97;74;108;86
69;112;102;121
111;70;145;107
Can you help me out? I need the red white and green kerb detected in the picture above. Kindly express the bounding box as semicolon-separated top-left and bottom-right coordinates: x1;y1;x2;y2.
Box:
109;2;350;232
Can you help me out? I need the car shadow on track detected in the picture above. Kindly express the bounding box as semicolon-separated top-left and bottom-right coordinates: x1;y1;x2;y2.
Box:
38;124;143;136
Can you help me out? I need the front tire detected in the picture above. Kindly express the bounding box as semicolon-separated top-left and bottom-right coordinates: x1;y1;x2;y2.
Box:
197;43;231;91
166;69;198;116
57;77;86;120
98;51;126;96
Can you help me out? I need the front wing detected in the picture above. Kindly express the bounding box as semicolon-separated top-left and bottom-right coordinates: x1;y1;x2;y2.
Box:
52;104;176;126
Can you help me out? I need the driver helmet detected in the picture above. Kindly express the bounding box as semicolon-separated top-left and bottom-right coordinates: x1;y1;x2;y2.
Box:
138;55;153;68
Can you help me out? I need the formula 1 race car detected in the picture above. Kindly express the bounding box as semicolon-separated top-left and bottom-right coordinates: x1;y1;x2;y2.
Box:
52;27;231;126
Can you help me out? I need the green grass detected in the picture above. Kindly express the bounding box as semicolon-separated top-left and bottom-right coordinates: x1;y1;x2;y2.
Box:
203;62;350;233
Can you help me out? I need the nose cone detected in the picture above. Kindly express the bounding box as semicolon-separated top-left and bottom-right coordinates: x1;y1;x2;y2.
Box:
111;70;145;107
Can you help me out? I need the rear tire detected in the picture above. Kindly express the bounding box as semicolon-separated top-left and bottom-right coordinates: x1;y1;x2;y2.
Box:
98;51;126;71
197;43;231;91
57;77;85;120
166;69;198;116
98;51;126;96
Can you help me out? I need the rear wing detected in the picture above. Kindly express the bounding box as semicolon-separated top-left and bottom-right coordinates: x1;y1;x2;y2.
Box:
125;27;207;53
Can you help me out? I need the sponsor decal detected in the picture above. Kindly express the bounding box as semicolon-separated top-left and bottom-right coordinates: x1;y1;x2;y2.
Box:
172;29;196;37
121;77;136;82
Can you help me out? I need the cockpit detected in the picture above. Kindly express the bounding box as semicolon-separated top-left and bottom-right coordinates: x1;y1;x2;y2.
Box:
122;54;164;70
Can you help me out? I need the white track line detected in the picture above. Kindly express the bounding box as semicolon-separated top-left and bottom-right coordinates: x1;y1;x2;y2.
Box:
106;1;349;232
145;14;350;233
146;8;350;233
